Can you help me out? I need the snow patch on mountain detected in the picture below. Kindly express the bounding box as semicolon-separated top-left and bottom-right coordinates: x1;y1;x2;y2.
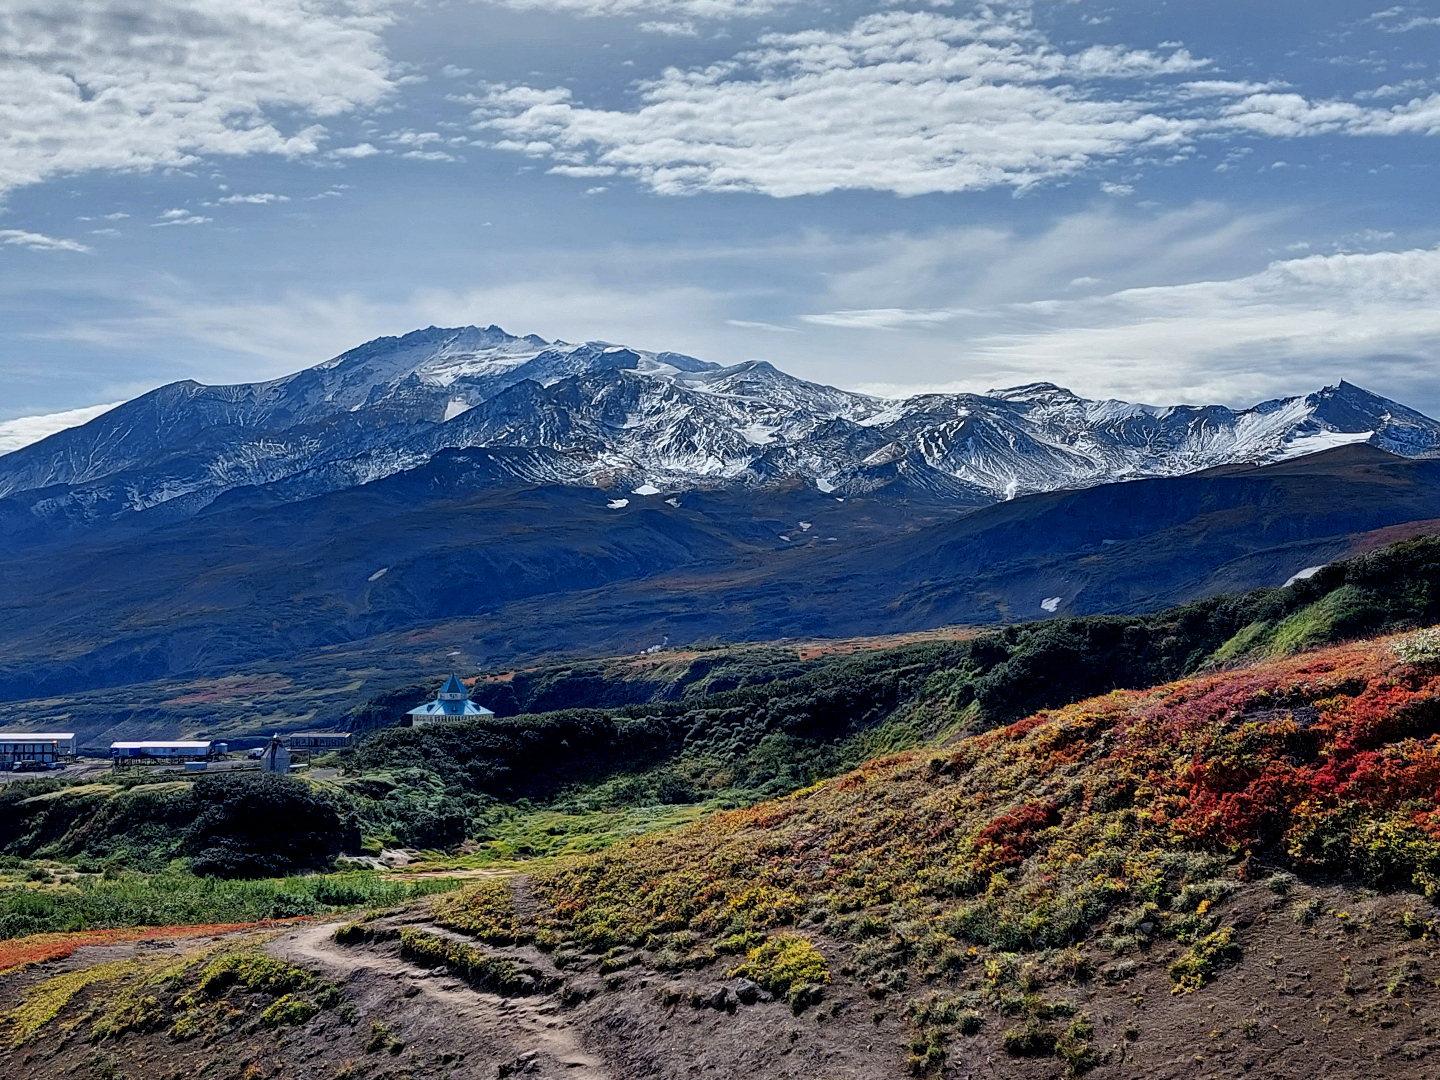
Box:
1276;429;1376;460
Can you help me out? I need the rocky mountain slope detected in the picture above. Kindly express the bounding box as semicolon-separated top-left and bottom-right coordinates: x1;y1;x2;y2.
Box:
3;442;1439;714
2;324;1438;541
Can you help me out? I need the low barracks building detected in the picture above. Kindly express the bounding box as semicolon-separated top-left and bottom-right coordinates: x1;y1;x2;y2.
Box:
0;733;76;764
109;741;223;765
285;732;353;750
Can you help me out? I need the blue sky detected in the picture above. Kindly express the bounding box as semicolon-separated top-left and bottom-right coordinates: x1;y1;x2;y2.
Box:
2;0;1440;446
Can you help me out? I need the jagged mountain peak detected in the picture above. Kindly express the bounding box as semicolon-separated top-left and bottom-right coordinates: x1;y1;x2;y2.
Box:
986;381;1079;401
1;323;1438;531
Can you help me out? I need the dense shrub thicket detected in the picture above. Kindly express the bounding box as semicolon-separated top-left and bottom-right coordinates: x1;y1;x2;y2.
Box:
0;774;355;877
185;774;359;878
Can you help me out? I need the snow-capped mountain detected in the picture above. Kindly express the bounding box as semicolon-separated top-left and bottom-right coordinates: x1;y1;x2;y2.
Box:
2;323;1438;530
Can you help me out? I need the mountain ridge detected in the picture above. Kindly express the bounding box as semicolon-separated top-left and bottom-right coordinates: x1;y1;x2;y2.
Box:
2;324;1438;541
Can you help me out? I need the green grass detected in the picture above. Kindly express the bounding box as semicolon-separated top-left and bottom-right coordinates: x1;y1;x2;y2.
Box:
408;803;722;870
1267;598;1338;655
0;870;458;940
1209;620;1272;663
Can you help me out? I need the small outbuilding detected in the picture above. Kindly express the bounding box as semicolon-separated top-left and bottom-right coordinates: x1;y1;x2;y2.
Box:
404;674;494;726
259;735;291;774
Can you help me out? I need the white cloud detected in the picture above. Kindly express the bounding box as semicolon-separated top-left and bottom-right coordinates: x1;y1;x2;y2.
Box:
0;401;124;455
548;164;617;177
471;6;1440;198
486;0;790;17
1216;91;1440;138
332;142;382;158
961;245;1440;405
638;20;698;35
388;130;445;147
474;10;1211;197
215;193;290;204
0;0;397;196
726;318;798;332
802;308;963;330
0;229;90;252
153;209;211;227
1368;6;1440;32
1356;79;1433;100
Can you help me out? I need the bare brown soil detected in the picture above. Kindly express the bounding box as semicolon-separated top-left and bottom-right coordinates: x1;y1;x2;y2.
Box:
6;876;1440;1080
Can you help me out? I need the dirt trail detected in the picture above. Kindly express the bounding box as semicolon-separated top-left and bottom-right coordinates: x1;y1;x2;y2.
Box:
273;920;614;1080
386;867;518;882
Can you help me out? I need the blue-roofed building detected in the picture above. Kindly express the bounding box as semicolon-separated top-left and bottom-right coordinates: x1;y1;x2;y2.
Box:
404;674;494;726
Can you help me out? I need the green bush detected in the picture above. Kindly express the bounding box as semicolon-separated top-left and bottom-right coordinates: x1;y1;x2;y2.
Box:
198;952;312;997
260;993;321;1027
1169;927;1242;992
397;927;550;996
432;879;527;944
727;934;829;1006
186;774;357;878
1002;1016;1057;1056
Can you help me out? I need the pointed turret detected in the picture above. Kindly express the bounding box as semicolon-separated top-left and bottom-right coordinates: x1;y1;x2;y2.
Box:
259;734;290;774
404;672;495;726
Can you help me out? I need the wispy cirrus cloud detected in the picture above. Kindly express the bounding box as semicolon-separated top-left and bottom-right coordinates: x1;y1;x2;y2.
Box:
0;0;398;197
1368;6;1440;33
214;193;290;205
471;6;1440;198
153;209;211;227
485;0;791;18
949;245;1440;407
0;229;90;252
802;308;964;330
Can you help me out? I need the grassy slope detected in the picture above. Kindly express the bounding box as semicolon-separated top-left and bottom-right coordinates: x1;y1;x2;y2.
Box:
5;535;1440;939
7;624;1440;1076
533;632;1440;943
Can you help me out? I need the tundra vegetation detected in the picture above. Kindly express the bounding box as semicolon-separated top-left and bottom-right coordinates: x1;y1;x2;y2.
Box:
1;936;341;1049
3;539;1440;903
423;624;1440;1073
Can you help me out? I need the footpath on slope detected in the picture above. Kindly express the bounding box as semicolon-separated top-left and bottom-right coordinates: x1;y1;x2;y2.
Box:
273;915;612;1080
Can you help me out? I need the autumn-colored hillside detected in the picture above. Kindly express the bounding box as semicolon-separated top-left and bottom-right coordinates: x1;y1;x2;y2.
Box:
488;627;1440;1073
534;629;1440;946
